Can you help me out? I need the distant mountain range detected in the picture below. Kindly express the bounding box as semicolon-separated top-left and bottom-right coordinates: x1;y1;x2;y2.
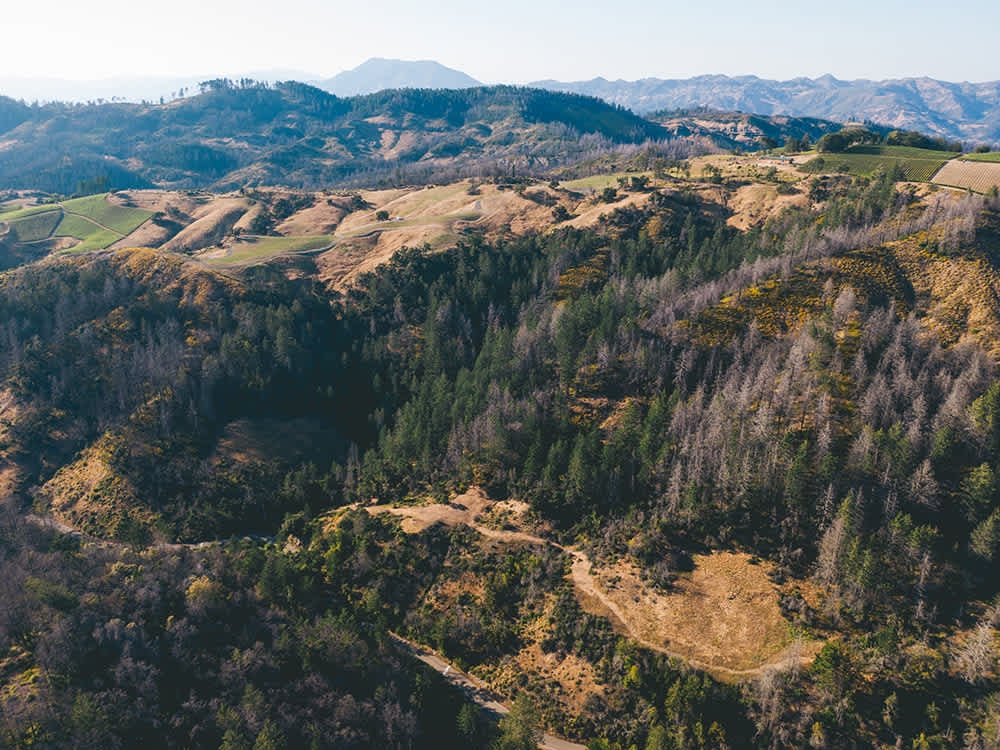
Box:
0;60;482;104
0;70;315;104
315;58;480;97
5;59;1000;144
532;74;1000;144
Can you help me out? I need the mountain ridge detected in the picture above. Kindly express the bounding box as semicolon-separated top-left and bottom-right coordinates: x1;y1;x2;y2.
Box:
0;82;669;192
6;61;1000;145
532;73;1000;143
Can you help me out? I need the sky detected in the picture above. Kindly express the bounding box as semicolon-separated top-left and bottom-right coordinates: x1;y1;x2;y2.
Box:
3;0;999;86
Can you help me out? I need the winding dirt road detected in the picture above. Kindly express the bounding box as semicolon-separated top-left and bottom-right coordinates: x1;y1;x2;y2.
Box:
367;495;815;680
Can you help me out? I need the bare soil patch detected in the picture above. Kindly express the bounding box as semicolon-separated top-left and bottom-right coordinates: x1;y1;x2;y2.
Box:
575;552;806;674
367;487;541;539
726;183;808;230
362;487;820;680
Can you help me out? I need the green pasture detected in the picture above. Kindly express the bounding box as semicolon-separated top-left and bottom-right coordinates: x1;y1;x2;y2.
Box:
0;204;61;222
560;172;652;191
209;235;335;265
60;194;153;234
54;213;121;252
961;151;1000;163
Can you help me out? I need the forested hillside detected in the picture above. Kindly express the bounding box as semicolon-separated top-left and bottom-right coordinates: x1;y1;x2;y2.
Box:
0;82;861;196
0;82;670;193
2;163;1000;748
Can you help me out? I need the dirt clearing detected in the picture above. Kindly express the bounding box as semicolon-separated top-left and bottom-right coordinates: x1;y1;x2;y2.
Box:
571;550;815;677
360;488;820;680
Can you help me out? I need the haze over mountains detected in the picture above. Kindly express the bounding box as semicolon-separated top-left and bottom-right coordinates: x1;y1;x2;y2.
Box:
0;60;481;104
0;69;315;105
534;74;1000;144
4;58;1000;144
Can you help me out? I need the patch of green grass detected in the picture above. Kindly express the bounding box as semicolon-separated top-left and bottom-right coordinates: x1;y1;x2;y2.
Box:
961;152;1000;163
210;235;335;264
336;213;480;240
560;172;651;191
60;194;153;234
0;204;61;222
54;214;121;252
803;145;957;182
7;210;62;242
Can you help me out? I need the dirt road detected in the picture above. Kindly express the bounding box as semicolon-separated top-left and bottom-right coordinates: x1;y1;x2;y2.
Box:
367;494;815;680
24;513;267;551
388;633;586;750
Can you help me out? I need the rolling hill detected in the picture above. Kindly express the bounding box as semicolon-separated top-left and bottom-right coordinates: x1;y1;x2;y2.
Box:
650;109;843;150
5;64;1000;750
0;82;671;192
2;156;1000;748
0;80;877;196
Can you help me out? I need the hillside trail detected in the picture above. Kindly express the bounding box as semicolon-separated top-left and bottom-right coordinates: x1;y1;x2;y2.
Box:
388;632;586;750
366;493;813;681
22;508;582;749
23;513;262;551
26;497;809;680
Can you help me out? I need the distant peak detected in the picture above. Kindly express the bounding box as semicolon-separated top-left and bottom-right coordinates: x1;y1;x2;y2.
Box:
318;58;481;97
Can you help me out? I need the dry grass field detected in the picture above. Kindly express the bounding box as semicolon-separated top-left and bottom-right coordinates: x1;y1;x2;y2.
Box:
574;551;813;676
933;159;1000;193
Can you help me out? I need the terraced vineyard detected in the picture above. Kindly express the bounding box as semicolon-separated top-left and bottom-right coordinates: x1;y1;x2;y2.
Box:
932;159;1000;192
1;194;155;252
59;194;153;234
54;214;122;252
804;145;958;181
0;201;64;219
6;209;62;241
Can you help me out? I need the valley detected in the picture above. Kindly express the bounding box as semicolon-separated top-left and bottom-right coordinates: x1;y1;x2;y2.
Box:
1;79;999;750
5;138;1000;288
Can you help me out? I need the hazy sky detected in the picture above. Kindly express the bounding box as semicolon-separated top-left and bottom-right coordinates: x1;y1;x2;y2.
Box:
4;0;999;83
